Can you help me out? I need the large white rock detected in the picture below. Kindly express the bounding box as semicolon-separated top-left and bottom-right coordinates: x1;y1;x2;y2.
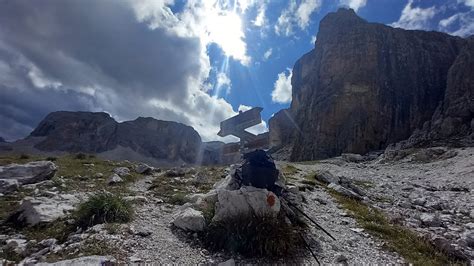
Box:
0;161;57;185
213;186;280;222
107;173;123;185
172;207;206;232
16;194;79;225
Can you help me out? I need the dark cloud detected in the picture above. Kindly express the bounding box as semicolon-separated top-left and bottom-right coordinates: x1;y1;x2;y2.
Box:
0;0;227;141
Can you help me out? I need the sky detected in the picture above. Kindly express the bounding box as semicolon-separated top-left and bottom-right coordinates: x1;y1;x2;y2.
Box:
0;0;473;142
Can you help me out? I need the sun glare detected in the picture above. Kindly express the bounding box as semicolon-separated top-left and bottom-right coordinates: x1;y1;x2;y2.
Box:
205;9;249;65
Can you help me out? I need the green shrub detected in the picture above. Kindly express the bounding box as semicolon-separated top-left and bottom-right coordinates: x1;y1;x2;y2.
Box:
200;214;305;258
168;192;187;205
74;193;133;229
45;156;57;161
19;154;30;159
75;153;87;160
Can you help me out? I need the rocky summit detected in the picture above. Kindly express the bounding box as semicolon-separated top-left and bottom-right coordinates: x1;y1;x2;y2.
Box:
270;8;474;161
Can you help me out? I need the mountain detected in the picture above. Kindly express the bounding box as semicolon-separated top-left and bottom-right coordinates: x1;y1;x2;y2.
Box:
270;8;474;161
27;111;204;165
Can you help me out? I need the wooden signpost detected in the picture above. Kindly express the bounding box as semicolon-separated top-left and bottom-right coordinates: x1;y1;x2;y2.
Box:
218;107;270;155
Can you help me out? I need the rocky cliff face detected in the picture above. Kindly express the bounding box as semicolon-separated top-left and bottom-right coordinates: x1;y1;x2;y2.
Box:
30;111;203;164
270;8;473;161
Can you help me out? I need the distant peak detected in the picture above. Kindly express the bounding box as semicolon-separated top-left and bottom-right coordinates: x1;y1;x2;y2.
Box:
319;8;366;31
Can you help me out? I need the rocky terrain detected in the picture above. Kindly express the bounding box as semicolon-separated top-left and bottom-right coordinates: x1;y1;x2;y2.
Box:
0;111;233;166
0;145;472;265
270;8;473;161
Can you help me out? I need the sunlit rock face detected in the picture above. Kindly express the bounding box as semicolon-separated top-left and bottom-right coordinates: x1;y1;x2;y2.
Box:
270;8;473;161
30;111;202;164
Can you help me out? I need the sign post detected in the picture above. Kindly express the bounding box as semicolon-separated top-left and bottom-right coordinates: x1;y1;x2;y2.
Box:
218;107;269;156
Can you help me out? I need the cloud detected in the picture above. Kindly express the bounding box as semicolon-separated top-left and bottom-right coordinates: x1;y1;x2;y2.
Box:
0;0;242;142
391;0;437;30
271;69;293;104
131;0;251;65
216;72;232;95
275;0;322;36
439;12;474;37
263;48;273;60
339;0;367;12
459;0;474;8
253;3;267;27
310;35;317;45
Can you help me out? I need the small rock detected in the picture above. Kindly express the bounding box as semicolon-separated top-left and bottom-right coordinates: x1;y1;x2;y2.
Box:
135;164;153;175
39;238;57;247
334;253;348;263
136;230;152;237
113;167;130;177
129;256;142;263
314;170;340;184
411;197;427;206
419;213;442;227
108;174;123;185
94;173;104;178
328;183;363;200
350;228;364;233
218;258;236;266
172;207;206;232
341;153;364;162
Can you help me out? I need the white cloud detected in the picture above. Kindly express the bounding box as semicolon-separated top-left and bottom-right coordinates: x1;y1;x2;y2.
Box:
275;0;322;36
271;68;293;104
238;104;252;112
459;0;474;8
263;48;273;60
391;0;437;30
339;0;367;12
216;72;232;95
253;4;266;27
310;35;317;45
131;0;251;65
439;12;474;37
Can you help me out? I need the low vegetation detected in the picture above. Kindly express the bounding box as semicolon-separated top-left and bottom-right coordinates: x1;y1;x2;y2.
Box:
281;164;300;176
149;166;224;204
200;214;306;258
329;191;460;265
74;193;133;229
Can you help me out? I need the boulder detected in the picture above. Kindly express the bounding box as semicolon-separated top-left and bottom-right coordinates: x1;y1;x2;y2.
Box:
213;186;280;222
13;194;79;226
113;167;130;177
0;161;57;185
107;174;123;185
172;207;206;232
135;163;152;175
314;170;340;184
0;179;19;194
327;183;363;201
341;153;364;163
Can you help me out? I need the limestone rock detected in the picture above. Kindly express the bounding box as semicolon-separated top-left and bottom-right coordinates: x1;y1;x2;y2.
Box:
0;161;57;185
35;255;116;266
108;174;123;185
269;8;473;161
314;170;340;184
29;111;202;164
113;167;130;177
419;213;443;227
0;179;19;194
135;163;152;175
328;183;363;201
13;194;79;226
172;207;206;232
213;186;281;222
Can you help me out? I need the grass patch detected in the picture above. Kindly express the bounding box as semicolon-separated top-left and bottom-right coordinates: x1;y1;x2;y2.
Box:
300;179;317;186
150;166;224;204
21;219;76;243
281;164;300;176
44;238;119;263
200;214;305;258
329;191;461;265
0;245;24;263
74;193;133;229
